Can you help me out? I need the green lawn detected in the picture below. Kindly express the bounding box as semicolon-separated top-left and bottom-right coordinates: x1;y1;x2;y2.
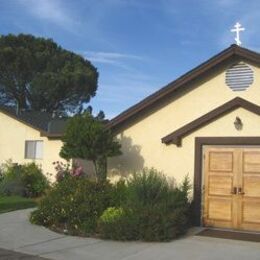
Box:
0;196;37;213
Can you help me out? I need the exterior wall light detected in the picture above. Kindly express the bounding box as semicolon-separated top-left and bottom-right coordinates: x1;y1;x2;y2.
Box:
234;116;243;130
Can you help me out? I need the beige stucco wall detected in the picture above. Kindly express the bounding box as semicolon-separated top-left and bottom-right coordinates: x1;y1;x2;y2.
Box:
107;61;260;186
0;112;64;181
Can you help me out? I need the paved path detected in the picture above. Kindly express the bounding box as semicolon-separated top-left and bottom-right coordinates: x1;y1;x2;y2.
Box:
0;209;259;260
0;247;48;259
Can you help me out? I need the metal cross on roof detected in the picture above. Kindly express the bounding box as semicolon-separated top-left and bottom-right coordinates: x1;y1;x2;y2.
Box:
231;22;245;46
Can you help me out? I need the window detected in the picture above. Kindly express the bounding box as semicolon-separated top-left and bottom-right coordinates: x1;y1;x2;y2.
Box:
25;141;43;159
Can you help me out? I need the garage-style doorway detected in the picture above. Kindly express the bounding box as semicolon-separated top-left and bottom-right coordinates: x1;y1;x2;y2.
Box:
203;146;260;232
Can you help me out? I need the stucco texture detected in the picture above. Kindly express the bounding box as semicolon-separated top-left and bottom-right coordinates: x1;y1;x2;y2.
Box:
107;61;260;186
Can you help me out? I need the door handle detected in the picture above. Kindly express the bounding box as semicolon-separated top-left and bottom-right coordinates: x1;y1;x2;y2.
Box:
231;187;237;194
238;187;245;195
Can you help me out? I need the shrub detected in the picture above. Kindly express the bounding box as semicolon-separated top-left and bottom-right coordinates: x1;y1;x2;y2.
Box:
98;168;191;241
53;161;86;182
99;207;124;223
98;207;139;240
21;163;49;197
0;163;26;196
30;175;113;235
110;179;128;207
0;161;49;197
0;165;4;183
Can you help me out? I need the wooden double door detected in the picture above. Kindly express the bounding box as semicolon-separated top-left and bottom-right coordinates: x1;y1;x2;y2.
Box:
203;146;260;232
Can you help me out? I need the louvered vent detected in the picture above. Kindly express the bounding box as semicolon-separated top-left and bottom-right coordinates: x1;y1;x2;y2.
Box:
225;63;254;91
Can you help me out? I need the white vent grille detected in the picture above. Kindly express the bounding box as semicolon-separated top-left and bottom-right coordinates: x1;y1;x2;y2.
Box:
225;63;254;91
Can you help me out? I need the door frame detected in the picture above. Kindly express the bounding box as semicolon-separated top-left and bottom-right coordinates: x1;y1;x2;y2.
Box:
193;137;260;226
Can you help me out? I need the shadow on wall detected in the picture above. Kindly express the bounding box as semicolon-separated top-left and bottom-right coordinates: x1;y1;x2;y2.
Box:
73;134;144;180
108;134;144;179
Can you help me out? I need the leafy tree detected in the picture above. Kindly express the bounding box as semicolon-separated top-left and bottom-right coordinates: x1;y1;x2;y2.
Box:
0;34;98;114
60;112;121;181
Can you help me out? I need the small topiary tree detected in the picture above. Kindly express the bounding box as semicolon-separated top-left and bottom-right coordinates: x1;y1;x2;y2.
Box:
60;112;121;181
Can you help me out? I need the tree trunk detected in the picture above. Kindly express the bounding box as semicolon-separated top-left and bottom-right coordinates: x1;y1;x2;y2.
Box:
96;156;107;182
92;160;98;181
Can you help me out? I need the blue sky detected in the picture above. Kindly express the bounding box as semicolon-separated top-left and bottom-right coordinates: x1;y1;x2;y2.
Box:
0;0;259;118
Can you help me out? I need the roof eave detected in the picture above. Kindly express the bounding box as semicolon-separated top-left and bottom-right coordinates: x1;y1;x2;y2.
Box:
161;97;260;146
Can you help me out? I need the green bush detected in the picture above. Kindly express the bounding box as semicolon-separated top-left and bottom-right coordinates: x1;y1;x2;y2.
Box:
21;163;49;197
98;207;139;240
110;179;128;207
0;163;26;196
30;175;113;235
98;168;191;241
30;167;191;241
0;161;49;197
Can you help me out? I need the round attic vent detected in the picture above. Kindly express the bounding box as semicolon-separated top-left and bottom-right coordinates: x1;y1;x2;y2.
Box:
225;62;254;91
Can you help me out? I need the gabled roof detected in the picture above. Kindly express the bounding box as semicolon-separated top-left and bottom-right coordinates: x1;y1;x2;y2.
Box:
107;45;260;130
162;97;260;146
0;105;67;138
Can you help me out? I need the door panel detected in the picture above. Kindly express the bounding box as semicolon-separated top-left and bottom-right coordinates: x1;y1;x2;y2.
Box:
209;152;233;172
243;176;260;197
203;148;237;229
208;175;233;196
208;198;232;221
243;151;260;173
239;149;260;231
242;202;260;224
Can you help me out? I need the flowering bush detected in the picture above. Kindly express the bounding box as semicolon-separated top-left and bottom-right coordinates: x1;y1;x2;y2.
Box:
70;165;84;177
30;168;191;241
53;161;85;182
30;175;113;234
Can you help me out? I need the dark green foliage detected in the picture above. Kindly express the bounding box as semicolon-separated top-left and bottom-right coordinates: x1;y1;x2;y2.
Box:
0;163;26;196
30;175;113;234
0;162;49;197
0;167;3;183
98;169;191;241
60;112;121;181
0;34;98;114
0;196;36;213
110;179;128;206
30;168;191;241
20;163;50;197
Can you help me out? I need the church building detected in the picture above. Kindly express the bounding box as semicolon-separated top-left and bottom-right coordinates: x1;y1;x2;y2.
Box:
106;44;260;231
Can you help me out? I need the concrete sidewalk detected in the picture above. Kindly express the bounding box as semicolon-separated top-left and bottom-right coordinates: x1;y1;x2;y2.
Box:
0;209;259;260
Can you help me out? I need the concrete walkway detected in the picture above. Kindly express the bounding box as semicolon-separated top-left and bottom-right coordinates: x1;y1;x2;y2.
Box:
0;209;259;260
